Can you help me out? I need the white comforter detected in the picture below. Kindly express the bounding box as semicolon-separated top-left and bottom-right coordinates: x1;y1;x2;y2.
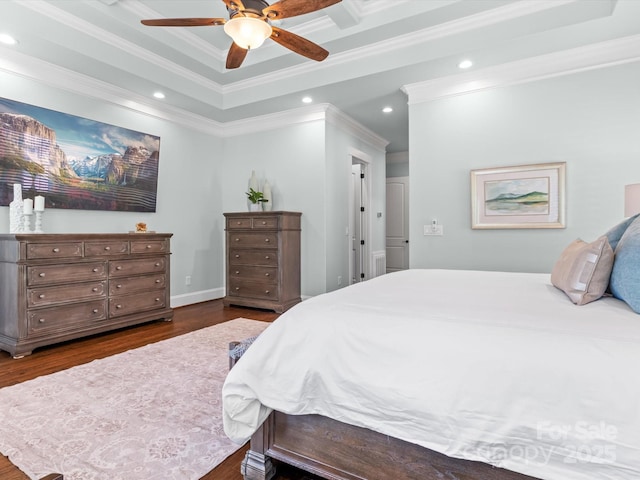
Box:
222;269;640;480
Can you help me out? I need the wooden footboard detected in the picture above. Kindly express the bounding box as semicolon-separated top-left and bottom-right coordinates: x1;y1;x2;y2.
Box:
242;412;541;480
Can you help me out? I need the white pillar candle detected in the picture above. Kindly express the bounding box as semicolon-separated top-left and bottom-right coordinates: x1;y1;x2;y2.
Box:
34;195;45;211
23;198;34;215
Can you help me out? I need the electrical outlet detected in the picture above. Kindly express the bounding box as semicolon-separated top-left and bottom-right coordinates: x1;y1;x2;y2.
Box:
338;275;343;286
185;275;191;286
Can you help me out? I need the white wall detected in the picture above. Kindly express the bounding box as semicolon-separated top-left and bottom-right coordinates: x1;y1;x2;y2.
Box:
221;119;328;296
407;61;640;273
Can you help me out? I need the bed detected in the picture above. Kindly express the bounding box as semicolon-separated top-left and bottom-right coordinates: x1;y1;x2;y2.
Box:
222;267;640;480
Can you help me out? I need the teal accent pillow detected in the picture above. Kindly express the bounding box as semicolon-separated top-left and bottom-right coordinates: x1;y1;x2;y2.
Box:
604;214;640;251
610;216;640;313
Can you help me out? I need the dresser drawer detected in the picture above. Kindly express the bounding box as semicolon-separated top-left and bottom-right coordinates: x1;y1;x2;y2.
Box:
228;279;279;300
229;249;278;266
130;239;169;254
109;274;166;296
27;242;83;259
229;265;277;283
27;262;107;286
109;291;166;318
228;232;278;248
226;217;253;229
27;281;106;308
109;257;166;277
251;216;279;229
85;240;129;256
27;300;107;335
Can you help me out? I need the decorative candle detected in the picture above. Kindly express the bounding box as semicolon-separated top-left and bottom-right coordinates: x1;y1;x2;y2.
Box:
34;195;45;211
23;198;34;215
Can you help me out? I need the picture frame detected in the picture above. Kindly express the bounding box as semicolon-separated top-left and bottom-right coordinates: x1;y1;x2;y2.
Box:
470;162;566;229
0;96;160;212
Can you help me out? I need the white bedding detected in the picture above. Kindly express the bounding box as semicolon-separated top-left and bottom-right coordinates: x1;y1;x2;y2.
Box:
222;269;640;480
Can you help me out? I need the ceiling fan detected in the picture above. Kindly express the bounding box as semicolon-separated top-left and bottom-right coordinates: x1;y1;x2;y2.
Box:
141;0;342;69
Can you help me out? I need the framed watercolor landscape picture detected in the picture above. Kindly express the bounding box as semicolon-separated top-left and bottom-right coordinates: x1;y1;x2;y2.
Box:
0;97;160;212
470;162;566;229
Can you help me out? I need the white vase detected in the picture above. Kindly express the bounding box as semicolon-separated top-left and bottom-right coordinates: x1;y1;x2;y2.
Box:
9;183;24;233
249;203;262;212
262;181;272;211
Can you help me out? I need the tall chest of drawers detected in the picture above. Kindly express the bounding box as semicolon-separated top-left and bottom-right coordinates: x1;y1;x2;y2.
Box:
223;211;301;313
0;233;173;358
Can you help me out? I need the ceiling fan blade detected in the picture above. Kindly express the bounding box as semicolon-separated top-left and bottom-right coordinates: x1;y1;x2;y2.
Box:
226;42;249;69
141;18;225;27
263;0;341;20
270;26;328;62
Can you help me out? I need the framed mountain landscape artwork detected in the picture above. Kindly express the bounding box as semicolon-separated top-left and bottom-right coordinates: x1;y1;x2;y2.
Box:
471;162;566;229
0;97;160;212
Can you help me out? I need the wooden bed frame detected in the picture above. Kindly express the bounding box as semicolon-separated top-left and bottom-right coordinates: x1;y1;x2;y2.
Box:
241;412;541;480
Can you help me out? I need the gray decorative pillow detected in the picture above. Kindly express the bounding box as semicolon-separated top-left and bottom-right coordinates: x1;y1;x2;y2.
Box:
551;236;614;305
610;216;640;313
603;214;640;251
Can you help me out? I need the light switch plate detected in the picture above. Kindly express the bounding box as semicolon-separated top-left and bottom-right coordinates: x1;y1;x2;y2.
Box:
424;225;443;236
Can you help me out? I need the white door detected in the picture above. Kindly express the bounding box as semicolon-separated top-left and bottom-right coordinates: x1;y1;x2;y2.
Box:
386;176;409;272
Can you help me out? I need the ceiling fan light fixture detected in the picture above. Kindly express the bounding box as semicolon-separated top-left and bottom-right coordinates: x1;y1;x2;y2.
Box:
224;16;272;50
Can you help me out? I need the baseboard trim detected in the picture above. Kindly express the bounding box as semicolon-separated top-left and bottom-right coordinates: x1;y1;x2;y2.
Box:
170;288;224;308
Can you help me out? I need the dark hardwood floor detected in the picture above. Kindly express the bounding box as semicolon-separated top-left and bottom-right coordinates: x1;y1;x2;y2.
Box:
0;300;317;480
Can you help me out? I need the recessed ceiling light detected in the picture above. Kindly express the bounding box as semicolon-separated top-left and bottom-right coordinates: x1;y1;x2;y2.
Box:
458;59;473;69
382;107;393;114
0;34;17;45
302;96;313;104
153;91;165;99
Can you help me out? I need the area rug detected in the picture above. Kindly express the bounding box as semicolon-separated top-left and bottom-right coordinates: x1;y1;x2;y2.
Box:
0;318;270;480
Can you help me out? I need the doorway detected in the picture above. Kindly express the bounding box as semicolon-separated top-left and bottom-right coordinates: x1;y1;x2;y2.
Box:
385;176;409;272
348;157;370;285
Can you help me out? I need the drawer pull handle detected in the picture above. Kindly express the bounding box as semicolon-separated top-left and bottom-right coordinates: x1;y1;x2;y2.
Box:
93;309;99;314
104;246;111;251
155;279;161;283
116;284;122;289
92;287;99;292
236;221;241;225
92;268;99;272
146;245;152;249
235;254;240;258
235;270;240;274
38;294;45;299
116;304;122;309
265;255;270;260
155;262;161;267
261;221;266;225
155;298;160;302
39;273;45;277
265;273;270;277
235;287;240;291
235;238;240;242
264;238;270;243
52;248;60;253
116;266;122;270
265;290;270;294
38;318;45;323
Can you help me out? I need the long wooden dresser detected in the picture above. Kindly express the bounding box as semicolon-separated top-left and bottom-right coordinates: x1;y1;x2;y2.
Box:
0;233;173;358
223;211;301;313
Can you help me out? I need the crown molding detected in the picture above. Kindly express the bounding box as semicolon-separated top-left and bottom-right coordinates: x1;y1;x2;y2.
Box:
402;33;640;104
324;105;389;151
0;48;225;136
18;0;224;94
223;0;575;98
221;103;388;151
